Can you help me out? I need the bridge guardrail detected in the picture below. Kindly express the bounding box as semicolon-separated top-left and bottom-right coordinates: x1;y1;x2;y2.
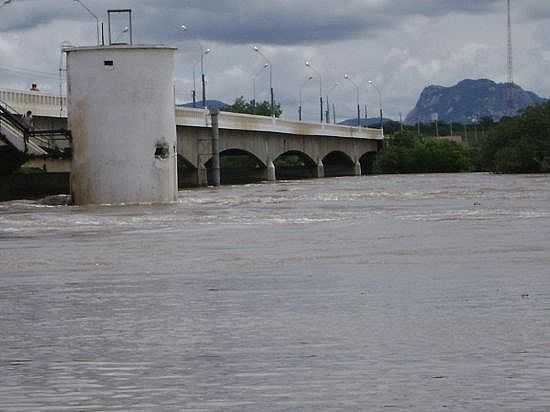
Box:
0;89;66;118
175;107;384;140
1;88;384;141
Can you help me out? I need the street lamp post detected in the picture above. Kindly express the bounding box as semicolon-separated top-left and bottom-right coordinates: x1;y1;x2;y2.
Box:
305;61;323;123
181;25;211;109
326;82;339;124
344;74;361;127
368;80;383;134
299;75;313;121
251;63;270;115
73;0;100;46
192;61;198;108
252;46;274;117
200;47;211;109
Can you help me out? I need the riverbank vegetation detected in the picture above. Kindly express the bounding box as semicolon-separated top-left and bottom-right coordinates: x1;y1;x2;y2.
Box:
222;97;282;118
375;101;550;174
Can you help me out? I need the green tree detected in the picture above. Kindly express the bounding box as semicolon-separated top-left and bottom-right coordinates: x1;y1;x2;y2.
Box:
476;102;550;173
374;131;471;174
222;96;282;118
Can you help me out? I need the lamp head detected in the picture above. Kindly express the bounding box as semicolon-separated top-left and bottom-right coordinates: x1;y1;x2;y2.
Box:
368;80;374;85
204;48;211;55
305;61;311;67
344;74;350;80
180;25;188;31
252;46;259;52
264;63;270;69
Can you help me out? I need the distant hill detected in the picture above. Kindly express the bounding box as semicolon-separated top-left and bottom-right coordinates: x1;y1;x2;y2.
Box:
177;100;226;110
405;79;546;124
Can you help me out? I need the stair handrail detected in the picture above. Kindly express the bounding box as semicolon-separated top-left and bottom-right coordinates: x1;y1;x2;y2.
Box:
0;97;72;156
0;101;30;133
0;96;23;116
0;101;29;153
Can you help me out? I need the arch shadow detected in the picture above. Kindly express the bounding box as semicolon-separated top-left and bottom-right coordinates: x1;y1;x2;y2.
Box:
359;151;378;175
205;148;266;185
323;151;355;177
177;155;198;188
274;150;317;180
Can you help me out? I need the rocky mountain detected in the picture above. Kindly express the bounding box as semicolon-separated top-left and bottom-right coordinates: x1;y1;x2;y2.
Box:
405;79;546;124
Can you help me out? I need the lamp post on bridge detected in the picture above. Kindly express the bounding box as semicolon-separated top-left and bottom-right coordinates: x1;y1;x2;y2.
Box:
251;63;270;114
344;74;361;127
192;60;198;108
305;60;323;123
326;82;339;124
181;25;211;109
73;0;101;46
299;75;313;121
368;80;384;134
252;46;275;117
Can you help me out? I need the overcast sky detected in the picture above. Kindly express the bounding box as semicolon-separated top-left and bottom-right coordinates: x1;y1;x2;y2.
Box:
1;0;549;121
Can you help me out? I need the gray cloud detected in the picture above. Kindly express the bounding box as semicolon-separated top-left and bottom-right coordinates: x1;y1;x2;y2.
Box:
1;0;549;121
1;0;506;44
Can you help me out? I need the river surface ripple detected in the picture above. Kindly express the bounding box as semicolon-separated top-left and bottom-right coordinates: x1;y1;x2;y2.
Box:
1;173;549;411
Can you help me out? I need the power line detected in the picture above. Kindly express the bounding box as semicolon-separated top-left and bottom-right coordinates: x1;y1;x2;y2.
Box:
0;64;59;79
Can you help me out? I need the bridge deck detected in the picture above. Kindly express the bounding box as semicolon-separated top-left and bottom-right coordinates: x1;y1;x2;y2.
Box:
1;88;383;141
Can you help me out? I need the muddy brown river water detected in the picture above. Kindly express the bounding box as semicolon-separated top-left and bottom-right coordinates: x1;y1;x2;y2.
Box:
1;173;549;411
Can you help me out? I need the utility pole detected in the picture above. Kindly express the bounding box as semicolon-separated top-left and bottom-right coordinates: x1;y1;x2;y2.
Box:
325;95;330;124
433;113;439;137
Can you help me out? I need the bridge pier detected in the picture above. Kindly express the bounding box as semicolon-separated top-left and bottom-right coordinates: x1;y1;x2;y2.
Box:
316;159;325;178
266;159;277;181
354;159;362;176
197;164;208;186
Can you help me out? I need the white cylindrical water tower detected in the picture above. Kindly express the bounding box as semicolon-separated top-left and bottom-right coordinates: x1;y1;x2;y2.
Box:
66;45;178;205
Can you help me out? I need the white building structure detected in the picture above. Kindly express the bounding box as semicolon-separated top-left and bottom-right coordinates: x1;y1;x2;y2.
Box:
65;45;178;206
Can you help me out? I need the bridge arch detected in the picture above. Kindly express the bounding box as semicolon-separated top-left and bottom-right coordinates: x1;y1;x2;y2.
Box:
205;148;267;185
274;150;318;180
322;151;356;177
359;151;378;175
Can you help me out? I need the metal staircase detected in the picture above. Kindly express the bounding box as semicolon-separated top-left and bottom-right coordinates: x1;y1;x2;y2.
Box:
0;98;72;175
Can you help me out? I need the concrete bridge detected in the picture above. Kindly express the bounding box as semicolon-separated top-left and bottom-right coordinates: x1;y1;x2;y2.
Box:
1;88;383;186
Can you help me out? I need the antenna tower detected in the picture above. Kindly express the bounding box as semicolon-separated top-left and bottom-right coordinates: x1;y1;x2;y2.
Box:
506;0;514;114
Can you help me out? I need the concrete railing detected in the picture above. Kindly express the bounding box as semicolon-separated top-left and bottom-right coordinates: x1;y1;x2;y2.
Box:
176;107;383;140
0;88;67;118
0;88;383;140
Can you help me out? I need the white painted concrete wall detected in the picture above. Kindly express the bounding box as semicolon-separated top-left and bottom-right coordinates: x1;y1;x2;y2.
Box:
65;46;177;205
